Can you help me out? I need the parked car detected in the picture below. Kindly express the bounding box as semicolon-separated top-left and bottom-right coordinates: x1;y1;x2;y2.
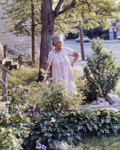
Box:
76;35;91;42
117;36;120;40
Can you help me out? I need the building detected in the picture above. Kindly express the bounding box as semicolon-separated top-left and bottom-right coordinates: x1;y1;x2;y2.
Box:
109;20;120;40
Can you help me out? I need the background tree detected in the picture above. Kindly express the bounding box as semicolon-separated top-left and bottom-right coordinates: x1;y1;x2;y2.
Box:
0;0;41;64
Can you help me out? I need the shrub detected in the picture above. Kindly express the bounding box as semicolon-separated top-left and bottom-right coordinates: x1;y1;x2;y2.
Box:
8;86;29;112
26;80;83;112
82;38;120;101
0;66;38;90
0;109;32;150
24;108;120;150
0;127;23;150
100;34;109;40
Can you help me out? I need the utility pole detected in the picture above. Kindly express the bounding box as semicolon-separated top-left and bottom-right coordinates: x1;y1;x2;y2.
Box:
79;21;85;61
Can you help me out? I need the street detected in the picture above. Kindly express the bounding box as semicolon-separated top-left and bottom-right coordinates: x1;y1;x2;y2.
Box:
64;39;120;64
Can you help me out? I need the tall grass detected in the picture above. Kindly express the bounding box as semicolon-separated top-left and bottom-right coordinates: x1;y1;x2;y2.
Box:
0;66;38;89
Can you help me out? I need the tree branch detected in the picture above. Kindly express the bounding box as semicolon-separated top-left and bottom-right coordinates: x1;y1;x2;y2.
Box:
55;0;76;17
54;0;64;17
84;0;111;17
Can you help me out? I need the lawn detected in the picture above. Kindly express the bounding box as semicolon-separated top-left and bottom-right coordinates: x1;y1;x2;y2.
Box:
69;135;120;150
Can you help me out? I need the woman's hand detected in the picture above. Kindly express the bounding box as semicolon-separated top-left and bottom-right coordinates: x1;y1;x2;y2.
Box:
71;51;80;66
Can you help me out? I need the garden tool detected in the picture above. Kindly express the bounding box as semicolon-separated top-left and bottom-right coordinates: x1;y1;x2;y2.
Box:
31;54;53;116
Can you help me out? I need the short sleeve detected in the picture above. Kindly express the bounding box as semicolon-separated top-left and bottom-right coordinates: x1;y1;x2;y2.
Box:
63;46;73;56
47;51;53;65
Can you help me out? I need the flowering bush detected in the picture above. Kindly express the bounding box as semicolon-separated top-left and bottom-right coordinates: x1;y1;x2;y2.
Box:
0;109;32;150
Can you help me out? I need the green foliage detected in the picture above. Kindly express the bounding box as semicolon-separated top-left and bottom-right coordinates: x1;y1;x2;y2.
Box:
26;80;83;112
0;67;38;90
54;0;118;34
1;0;118;36
0;109;32;150
82;38;120;101
0;110;7;128
0;0;41;36
0;88;32;150
1;79;120;150
0;127;23;150
7;67;38;87
24;108;120;150
39;82;73;112
69;135;120;150
100;33;109;40
8;87;29;112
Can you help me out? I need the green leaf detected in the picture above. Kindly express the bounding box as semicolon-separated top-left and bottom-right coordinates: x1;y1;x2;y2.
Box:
44;101;49;106
78;125;83;130
43;92;48;97
49;143;55;149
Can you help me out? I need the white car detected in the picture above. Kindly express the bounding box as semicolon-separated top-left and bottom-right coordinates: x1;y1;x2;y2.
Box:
117;36;120;40
76;35;90;43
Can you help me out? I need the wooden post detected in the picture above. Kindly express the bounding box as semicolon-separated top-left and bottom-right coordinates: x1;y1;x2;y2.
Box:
2;69;7;101
79;21;85;61
31;0;35;64
0;64;14;101
3;45;8;58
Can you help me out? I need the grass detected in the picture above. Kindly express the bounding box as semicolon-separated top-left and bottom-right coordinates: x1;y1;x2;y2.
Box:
69;135;120;150
0;66;38;89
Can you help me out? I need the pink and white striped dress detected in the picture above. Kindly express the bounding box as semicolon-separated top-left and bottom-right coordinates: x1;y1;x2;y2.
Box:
47;46;76;95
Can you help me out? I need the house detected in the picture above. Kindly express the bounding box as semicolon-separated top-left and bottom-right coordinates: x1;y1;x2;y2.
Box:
109;20;120;40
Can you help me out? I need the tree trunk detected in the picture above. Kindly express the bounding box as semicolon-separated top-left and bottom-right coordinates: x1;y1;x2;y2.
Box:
31;0;35;64
38;0;54;81
79;21;85;61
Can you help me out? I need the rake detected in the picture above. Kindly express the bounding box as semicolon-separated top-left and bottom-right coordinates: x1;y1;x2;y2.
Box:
31;55;53;117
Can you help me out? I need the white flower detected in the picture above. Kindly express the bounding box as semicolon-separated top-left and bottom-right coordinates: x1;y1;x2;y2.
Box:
50;117;56;123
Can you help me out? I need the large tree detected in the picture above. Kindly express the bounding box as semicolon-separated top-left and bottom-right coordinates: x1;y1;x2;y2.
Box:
0;0;119;80
38;0;118;81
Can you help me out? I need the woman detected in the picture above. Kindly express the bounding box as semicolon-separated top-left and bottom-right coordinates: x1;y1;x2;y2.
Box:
47;35;79;95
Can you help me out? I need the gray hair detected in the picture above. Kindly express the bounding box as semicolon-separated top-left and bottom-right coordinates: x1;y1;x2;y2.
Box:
52;34;63;46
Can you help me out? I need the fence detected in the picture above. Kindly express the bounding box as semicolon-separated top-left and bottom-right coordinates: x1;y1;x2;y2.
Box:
0;64;14;101
3;45;23;69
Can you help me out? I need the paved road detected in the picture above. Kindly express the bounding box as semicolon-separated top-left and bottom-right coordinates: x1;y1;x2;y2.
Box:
64;39;120;63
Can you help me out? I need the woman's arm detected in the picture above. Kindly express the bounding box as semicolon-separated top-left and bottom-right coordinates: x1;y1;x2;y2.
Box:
71;51;80;66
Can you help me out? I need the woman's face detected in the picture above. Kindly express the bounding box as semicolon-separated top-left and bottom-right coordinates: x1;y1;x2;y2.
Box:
54;38;63;50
